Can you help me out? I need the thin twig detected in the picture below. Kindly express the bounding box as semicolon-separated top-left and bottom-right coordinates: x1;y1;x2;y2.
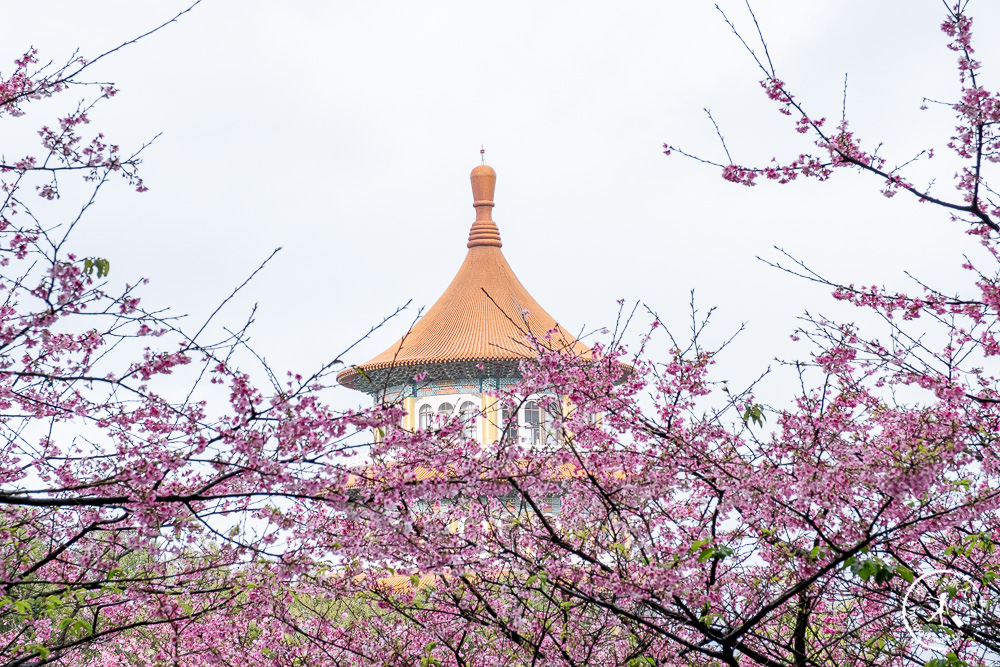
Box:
715;4;771;78
190;247;280;345
841;73;848;123
704;108;733;164
64;2;203;80
744;0;775;77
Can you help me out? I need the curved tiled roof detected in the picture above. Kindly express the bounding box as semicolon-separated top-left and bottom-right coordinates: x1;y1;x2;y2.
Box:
338;164;589;391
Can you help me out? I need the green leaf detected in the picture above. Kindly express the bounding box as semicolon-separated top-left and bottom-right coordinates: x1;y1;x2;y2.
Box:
924;652;970;667
82;257;111;278
627;658;656;667
73;618;93;636
689;538;710;553
849;557;894;584
697;544;734;562
742;404;766;428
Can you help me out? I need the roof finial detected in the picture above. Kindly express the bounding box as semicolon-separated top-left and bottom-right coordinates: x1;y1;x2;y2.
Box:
480;146;486;165
467;162;501;249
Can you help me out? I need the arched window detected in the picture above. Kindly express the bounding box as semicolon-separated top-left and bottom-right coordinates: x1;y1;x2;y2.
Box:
437;402;454;423
524;400;546;447
500;405;518;443
418;404;433;430
459;401;478;440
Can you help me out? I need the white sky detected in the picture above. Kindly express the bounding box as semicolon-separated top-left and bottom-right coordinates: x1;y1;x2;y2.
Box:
3;1;998;409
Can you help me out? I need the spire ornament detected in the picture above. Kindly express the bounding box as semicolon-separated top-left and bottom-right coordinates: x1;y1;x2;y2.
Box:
467;164;501;249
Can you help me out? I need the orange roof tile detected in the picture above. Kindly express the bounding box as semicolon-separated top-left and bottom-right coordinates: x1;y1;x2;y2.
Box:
338;165;589;391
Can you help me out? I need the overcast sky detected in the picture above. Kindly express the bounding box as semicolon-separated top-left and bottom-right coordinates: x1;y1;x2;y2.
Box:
3;1;998;409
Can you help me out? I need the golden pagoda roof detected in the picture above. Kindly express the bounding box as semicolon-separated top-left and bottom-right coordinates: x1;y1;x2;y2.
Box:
338;164;589;392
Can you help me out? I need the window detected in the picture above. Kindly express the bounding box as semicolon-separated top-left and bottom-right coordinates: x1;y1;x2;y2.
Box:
459;401;478;440
500;406;518;443
524;400;546;447
418;404;433;430
437;402;454;423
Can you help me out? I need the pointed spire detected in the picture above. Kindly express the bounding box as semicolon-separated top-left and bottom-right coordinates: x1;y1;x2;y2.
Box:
336;159;591;392
467;164;502;249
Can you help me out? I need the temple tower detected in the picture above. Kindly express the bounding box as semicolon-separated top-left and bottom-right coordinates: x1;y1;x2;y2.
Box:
337;164;589;446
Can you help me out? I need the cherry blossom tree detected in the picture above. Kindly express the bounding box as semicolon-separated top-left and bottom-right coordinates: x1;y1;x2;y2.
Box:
293;3;1000;666
0;6;398;665
4;2;1000;667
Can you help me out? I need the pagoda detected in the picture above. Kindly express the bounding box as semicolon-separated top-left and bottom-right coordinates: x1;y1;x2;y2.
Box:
337;164;589;446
